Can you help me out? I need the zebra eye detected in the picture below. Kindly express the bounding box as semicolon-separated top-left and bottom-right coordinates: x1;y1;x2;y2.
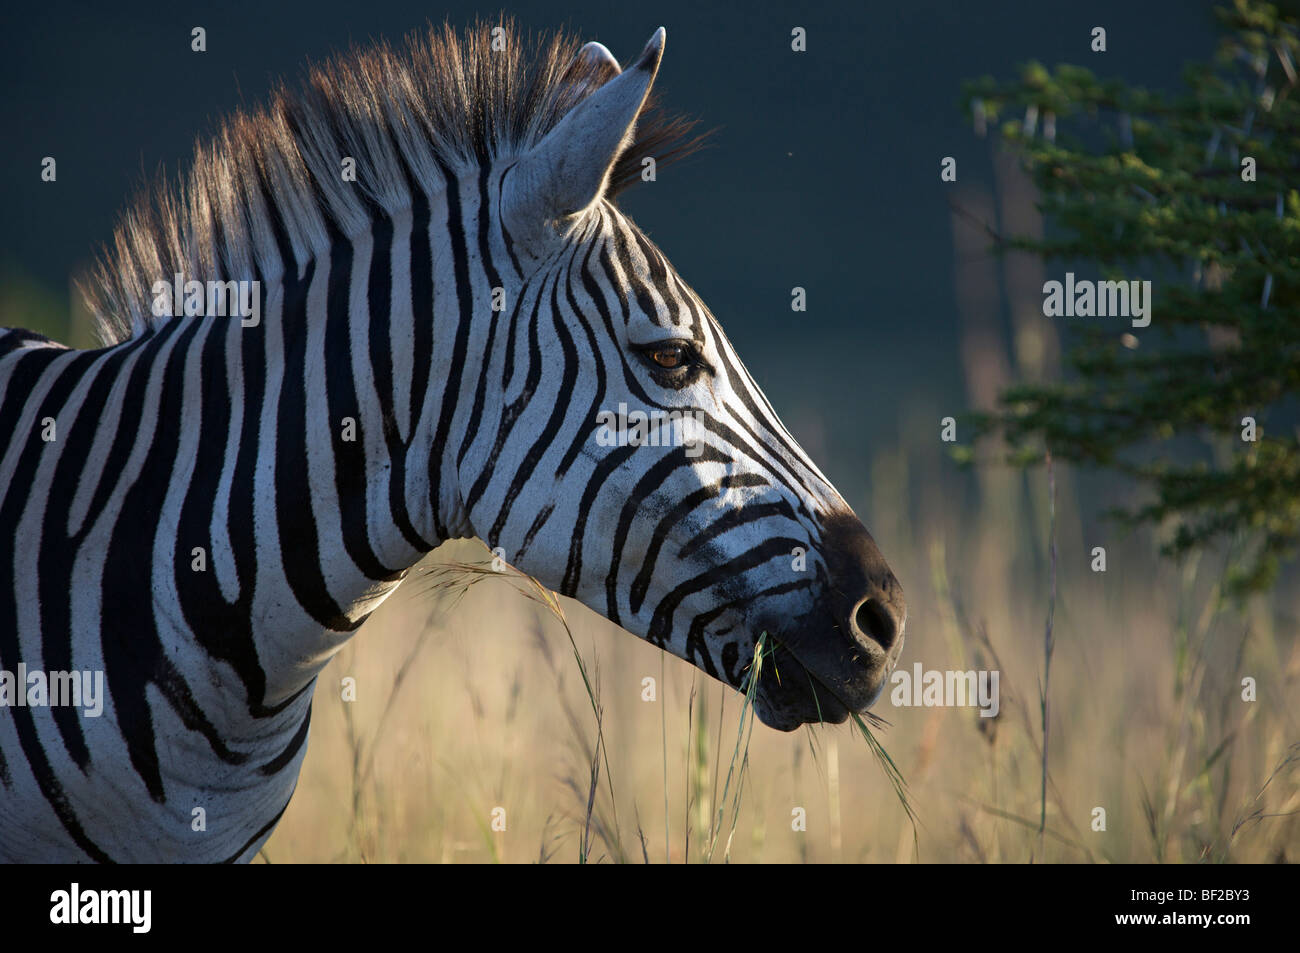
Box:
649;345;688;369
634;339;705;388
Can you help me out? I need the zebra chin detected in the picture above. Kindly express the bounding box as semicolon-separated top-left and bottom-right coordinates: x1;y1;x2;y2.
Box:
749;637;902;732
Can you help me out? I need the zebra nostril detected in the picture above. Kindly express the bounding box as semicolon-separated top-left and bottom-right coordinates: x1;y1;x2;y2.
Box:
852;596;899;652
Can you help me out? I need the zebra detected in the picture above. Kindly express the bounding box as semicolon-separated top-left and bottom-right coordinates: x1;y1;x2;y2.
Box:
0;22;905;862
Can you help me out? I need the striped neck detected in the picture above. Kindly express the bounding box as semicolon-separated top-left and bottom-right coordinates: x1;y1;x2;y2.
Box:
97;165;506;711
0;164;509;860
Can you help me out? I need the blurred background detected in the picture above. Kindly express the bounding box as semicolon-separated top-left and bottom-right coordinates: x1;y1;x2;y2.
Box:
2;0;1295;861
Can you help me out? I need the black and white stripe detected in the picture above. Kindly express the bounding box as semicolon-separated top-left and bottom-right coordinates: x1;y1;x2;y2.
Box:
0;23;904;862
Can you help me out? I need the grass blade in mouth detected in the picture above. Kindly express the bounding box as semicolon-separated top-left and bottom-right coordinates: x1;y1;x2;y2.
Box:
851;710;920;857
782;631;921;860
705;630;770;863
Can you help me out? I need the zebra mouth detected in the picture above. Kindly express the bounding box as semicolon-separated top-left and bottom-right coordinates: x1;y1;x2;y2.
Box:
750;640;878;731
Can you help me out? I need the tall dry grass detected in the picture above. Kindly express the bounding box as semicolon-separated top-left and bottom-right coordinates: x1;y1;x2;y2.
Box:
260;432;1300;862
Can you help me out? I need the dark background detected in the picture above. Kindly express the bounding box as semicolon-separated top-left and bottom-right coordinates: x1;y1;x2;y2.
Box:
0;0;1220;502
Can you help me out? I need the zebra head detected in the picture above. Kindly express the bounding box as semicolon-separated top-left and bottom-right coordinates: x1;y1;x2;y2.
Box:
458;30;905;730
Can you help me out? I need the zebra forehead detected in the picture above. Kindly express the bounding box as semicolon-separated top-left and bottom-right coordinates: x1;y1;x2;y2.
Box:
581;209;708;338
83;17;707;349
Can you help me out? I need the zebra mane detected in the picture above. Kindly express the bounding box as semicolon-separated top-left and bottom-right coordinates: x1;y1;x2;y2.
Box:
82;19;705;347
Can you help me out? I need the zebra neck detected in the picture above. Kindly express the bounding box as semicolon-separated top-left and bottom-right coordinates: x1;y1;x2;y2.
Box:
4;187;494;719
207;226;482;707
108;229;479;714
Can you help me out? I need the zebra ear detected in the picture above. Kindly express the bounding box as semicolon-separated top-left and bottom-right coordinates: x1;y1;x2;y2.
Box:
501;28;664;248
569;41;622;85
